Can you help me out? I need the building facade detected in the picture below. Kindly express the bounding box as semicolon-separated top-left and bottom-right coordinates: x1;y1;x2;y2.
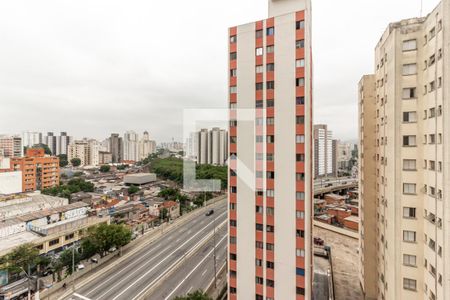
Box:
123;131;139;162
68;140;100;166
139;131;157;161
44;132;57;155
359;1;450;299
10;149;59;192
22;131;42;148
313;124;337;178
0;136;23;158
56;132;73;156
228;0;313;299
109;134;123;163
188;128;228;166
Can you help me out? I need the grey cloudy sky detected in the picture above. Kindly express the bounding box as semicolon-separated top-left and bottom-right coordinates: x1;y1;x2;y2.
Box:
0;0;440;142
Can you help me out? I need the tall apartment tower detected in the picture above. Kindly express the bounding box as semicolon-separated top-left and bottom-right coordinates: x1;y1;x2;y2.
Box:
22;131;42;148
313;124;336;178
123;131;139;162
0;136;23;158
45;132;57;155
359;1;450;299
109;134;123;163
57;132;73;156
228;0;313;299
358;75;377;300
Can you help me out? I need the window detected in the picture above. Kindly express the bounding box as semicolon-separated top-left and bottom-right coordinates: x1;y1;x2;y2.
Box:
403;87;417;99
256;47;263;56
296;116;304;124
65;233;74;240
266;243;274;251
230;236;237;244
296;40;305;48
266;45;274;53
49;238;60;246
296;192;305;200
296;135;305;143
402;64;417;75
266;27;275;36
230;86;237;94
231;186;237;193
296;78;305;87
429;108;436;118
256;276;264;284
296;249;305;257
255;259;262;267
266;207;274;215
230;287;237;293
256;206;263;214
403;112;417;123
266;189;274;197
256;241;264;249
230;69;237;77
296;59;305;68
255;30;263;38
267;135;275;143
267;81;275;90
256;223;264;231
296;210;305;219
296;20;305;30
403;183;416;195
266;279;274;288
402;39;417;51
230;220;237;227
230;52;237;60
296;154;305;162
266;261;274;269
256;83;264;90
403;254;417;266
403;159;416;170
297;287;305;295
296;173;305;181
296;97;305;105
230;103;237;109
230;35;237;43
255;101;263;109
256;65;264;73
267;171;275;179
267;99;274;107
266;63;275;72
403;207;416;218
296;268;305;276
429;134;436;144
403;135;416;147
403;278;417;291
296;229;305;238
256;153;263;161
267;153;274;161
230;136;237;144
230;203;236;210
266;225;275;233
267;117;275;125
256;295;263;300
403;230;416;242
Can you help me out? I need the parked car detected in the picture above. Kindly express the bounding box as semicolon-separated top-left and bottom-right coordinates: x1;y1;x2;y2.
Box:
205;209;214;216
90;258;98;263
77;264;85;270
109;247;117;253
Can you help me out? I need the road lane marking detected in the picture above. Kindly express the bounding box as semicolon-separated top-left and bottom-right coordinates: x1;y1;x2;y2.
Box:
73;293;92;300
84;210;227;297
201;269;208;277
102;213;227;300
129;221;227;300
163;235;228;300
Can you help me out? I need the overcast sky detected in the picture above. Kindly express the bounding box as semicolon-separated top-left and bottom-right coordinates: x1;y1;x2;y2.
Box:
0;0;440;142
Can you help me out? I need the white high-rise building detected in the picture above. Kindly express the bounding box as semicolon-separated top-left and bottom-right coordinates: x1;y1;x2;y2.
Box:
138;131;156;160
123;131;139;162
56;132;73;156
22;131;42;148
190;128;228;166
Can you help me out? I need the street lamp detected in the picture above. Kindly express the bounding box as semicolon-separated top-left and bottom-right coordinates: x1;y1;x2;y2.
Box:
213;213;217;289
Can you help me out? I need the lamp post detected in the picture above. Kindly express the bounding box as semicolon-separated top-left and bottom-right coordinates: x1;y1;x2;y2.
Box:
213;214;217;289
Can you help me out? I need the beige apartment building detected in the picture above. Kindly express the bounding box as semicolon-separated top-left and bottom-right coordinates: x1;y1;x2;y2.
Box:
359;1;450;299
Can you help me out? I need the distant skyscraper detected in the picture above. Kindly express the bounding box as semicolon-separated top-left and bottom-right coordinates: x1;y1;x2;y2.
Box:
123;131;139;162
56;132;73;156
0;135;23;158
22;131;42;148
44;132;57;155
67;139;99;166
314;124;336;178
109;134;123;163
228;0;313;298
139;131;157;160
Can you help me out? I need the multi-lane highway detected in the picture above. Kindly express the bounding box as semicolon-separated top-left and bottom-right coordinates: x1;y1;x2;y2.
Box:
63;200;227;300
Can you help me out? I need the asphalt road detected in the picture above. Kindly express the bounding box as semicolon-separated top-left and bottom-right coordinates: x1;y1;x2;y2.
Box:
65;200;227;300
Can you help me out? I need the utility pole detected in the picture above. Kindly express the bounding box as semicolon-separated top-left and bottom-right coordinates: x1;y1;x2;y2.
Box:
72;246;75;293
213;214;217;289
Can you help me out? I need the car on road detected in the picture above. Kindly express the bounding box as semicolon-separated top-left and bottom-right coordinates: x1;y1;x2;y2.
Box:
90;257;98;263
205;209;214;216
77;264;85;270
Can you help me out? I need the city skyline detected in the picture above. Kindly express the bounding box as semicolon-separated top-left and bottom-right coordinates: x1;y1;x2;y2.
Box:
0;0;440;142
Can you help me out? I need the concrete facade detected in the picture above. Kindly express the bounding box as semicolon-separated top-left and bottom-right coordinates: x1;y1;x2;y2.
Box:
228;0;313;299
360;2;450;299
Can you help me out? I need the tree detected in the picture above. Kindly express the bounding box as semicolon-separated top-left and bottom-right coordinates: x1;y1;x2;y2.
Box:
160;208;169;221
85;224;132;257
71;158;82;167
31;143;52;155
100;165;111;173
158;187;179;200
174;290;211;300
58;154;68;167
58;249;81;276
3;244;40;274
128;185;140;195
